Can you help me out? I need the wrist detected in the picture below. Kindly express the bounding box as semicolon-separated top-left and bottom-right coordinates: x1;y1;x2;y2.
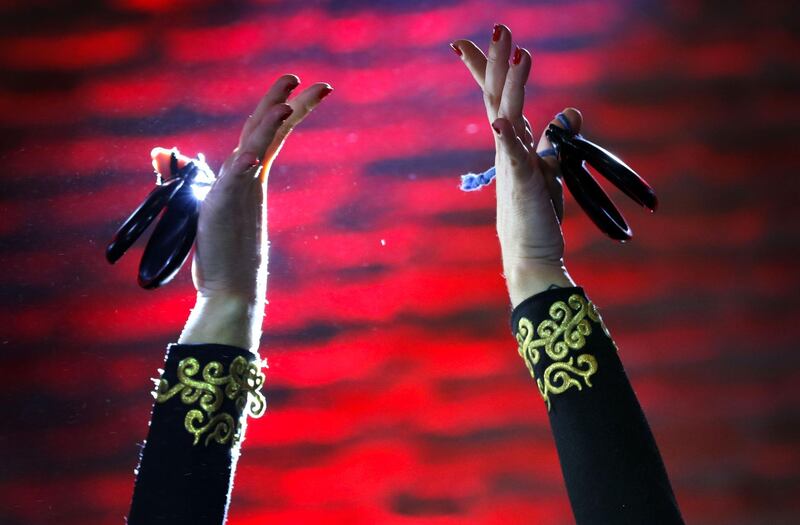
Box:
504;261;575;308
178;293;264;353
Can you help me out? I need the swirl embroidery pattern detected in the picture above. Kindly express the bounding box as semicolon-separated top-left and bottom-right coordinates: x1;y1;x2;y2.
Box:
516;294;606;410
155;356;266;446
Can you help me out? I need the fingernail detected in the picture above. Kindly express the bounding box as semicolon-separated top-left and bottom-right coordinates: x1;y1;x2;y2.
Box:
319;85;333;99
279;104;293;120
512;46;522;65
492;24;502;42
286;79;300;92
492;123;501;135
450;42;462;56
238;151;260;168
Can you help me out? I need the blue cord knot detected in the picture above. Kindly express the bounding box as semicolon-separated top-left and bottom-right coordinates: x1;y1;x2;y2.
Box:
459;166;496;191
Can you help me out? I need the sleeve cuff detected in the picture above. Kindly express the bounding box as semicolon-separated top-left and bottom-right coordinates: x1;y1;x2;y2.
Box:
154;343;267;447
510;286;615;411
510;286;586;332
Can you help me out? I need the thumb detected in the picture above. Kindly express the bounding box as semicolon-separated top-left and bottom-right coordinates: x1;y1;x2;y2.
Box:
150;146;193;178
536;107;583;166
535;107;583;221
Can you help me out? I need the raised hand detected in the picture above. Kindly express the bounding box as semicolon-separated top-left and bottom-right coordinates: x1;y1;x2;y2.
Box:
152;74;332;351
452;25;582;306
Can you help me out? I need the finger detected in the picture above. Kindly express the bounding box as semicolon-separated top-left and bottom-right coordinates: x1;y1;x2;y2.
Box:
238;74;300;148
536;107;583;168
522;116;535;149
536;108;583;221
229;103;294;178
150;147;192;177
265;82;333;160
451;39;487;90
492;117;529;171
484;24;512;120
499;46;531;137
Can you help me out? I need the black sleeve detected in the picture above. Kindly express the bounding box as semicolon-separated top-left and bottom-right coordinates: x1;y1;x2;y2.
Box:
511;287;684;525
127;343;266;525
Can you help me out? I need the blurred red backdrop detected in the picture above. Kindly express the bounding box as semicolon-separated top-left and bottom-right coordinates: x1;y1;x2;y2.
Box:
1;0;800;524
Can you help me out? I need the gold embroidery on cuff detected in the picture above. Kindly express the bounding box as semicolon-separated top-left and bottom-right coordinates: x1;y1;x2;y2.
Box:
516;294;610;410
154;356;266;446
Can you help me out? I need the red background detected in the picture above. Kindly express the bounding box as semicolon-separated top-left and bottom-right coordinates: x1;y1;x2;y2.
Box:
1;0;800;523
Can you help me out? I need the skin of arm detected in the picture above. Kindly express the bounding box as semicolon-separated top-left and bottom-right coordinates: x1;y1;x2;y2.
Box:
155;75;333;352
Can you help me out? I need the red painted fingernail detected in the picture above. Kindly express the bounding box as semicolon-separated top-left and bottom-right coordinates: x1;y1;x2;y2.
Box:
512;46;522;65
279;104;293;120
238;152;260;168
450;42;462;56
319;85;333;99
492;123;501;135
492;24;502;42
286;79;300;92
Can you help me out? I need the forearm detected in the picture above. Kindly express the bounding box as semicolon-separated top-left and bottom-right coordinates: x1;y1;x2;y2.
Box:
126;74;327;524
512;286;683;524
128;343;265;524
179;293;265;353
503;259;575;308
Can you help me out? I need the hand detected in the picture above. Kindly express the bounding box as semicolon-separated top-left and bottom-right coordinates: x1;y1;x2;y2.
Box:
152;74;332;351
452;25;581;307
